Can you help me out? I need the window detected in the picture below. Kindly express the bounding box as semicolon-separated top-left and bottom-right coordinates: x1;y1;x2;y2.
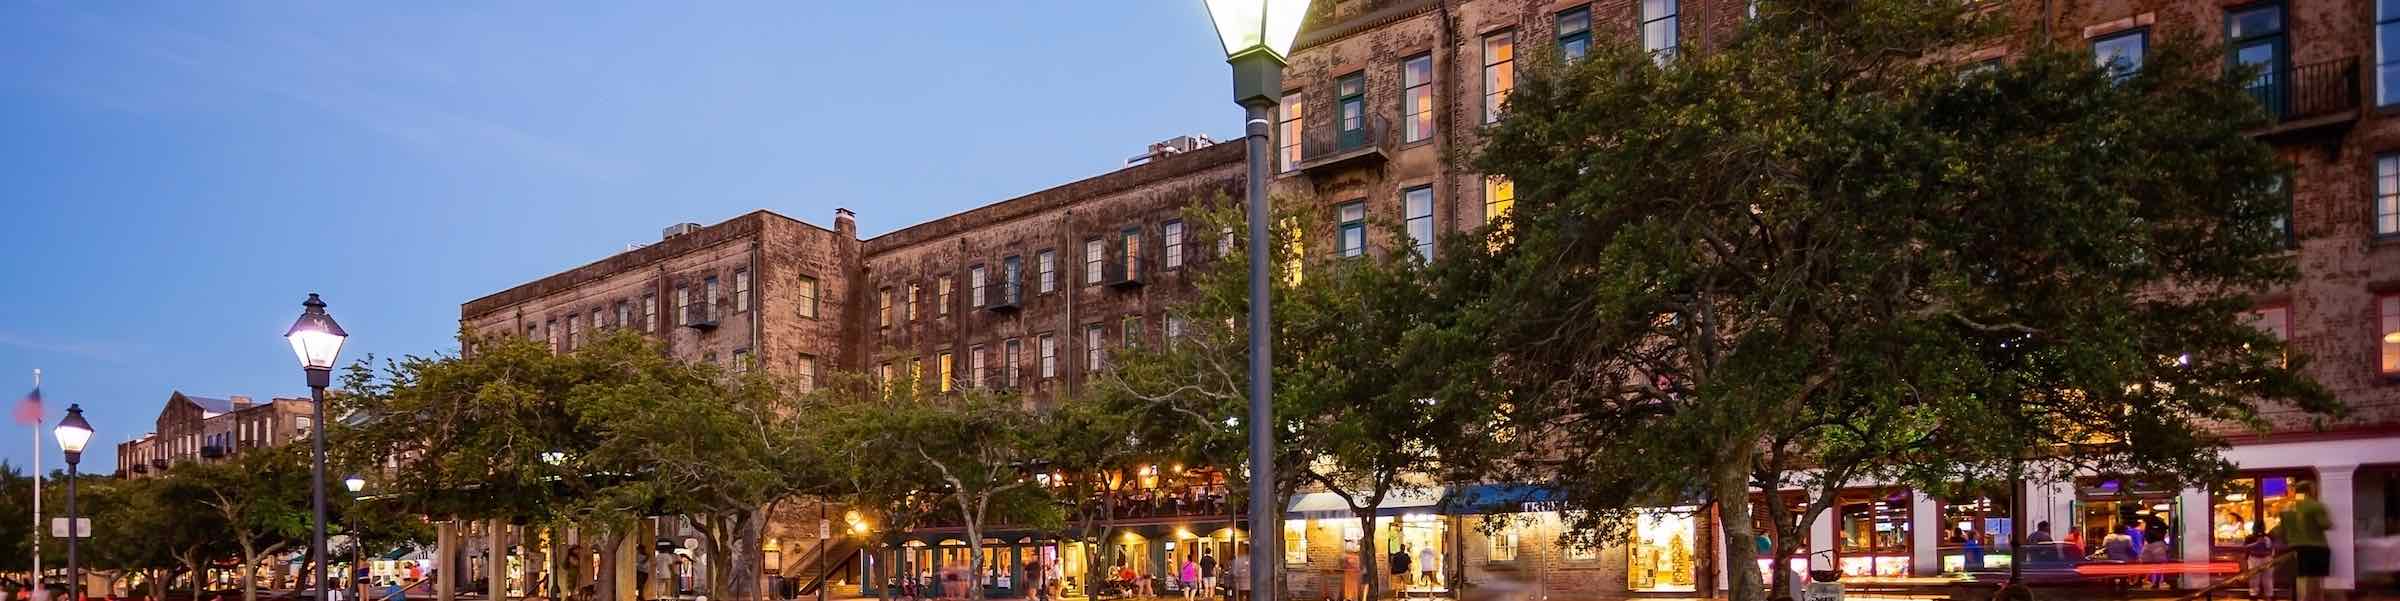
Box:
1085;238;1105;284
879;288;893;328
968;345;987;388
1086;323;1105;370
641;293;656;330
1121;227;1142;278
2227;3;2286;117
731;348;750;373
566;314;581;350
796;276;820;319
1039;249;1058;293
906;283;920;322
1001;256;1023;301
938;276;953;317
1164;221;1185;270
1402;54;1434;143
1004;339;1023;386
2380;294;2400;376
877;362;894;392
2383;1;2400;106
2093;29;2146;79
1489;525;1520;562
527;323;538;339
1280;91;1305;171
1486;177;1515;223
910;358;923;388
1219;226;1236;257
1642;0;1679;61
1558;6;1591;61
546;318;560;350
2245;305;2291;361
1166;315;1186;344
1338;201;1367;257
614;301;630;330
1483;31;1515;123
703;276;720;322
2211;473;2317;552
969;266;987;308
1405;186;1435;260
1336;72;1366;150
676;286;692;326
938;352;954;393
1040;335;1058;379
734;269;751;313
1283;521;1308;565
1122;315;1142;347
2380;155;2400;237
796;354;817;393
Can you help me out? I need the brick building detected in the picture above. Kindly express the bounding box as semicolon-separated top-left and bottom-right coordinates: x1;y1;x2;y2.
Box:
451;0;2400;598
113;391;314;479
1262;0;2400;598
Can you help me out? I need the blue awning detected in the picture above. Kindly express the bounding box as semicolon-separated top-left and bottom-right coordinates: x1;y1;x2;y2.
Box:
1440;483;1560;515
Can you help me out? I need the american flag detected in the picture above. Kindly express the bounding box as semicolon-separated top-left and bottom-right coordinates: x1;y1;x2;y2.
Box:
11;386;38;425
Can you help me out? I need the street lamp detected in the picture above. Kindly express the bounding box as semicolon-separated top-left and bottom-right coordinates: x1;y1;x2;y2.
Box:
345;475;366;494
343;475;366;601
1202;3;1308;601
286;293;348;601
55;404;92;601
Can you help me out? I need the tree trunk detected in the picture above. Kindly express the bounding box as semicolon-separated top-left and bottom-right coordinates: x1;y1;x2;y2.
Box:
725;510;761;601
239;540;262;601
597;528;628;601
961;508;984;601
149;568;166;601
1355;510;1379;601
184;553;204;601
1713;460;1763;601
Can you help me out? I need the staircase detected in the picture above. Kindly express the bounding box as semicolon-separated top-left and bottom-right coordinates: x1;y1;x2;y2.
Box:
781;537;862;596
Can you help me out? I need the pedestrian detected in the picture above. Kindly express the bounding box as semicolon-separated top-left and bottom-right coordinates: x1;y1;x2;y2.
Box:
1199;550;1218;599
1179;554;1200;600
1388;544;1412;594
2028;521;2053;545
2101;525;2137;561
1416;544;1437;590
2139;524;2170;588
2243;522;2275;600
1228;551;1250;601
2279;480;2333;601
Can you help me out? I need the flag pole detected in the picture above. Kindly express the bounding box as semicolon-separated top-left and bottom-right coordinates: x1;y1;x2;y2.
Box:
31;368;43;601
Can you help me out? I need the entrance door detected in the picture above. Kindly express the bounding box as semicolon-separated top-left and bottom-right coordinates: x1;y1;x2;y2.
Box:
2227;2;2287;118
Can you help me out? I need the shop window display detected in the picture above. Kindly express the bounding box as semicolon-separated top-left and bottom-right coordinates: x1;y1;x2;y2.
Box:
1937;487;2014;574
2211;473;2313;557
1836;489;1913;577
1628;508;1698;592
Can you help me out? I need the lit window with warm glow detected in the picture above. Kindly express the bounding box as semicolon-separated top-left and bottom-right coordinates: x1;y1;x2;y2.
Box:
1280;92;1304;171
1485;176;1515;223
2379;294;2400;375
1402;54;1434;143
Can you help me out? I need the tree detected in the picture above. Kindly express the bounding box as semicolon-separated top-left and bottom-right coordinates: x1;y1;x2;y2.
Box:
1456;2;2335;600
160;447;311;601
86;476;226;600
819;379;1055;601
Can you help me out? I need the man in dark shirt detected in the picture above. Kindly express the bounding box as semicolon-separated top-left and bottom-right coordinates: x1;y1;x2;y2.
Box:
1199;551;1219;598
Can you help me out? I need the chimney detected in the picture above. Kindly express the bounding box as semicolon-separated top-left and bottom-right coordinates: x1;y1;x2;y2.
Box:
229;395;253;409
662;222;703;240
835;208;858;240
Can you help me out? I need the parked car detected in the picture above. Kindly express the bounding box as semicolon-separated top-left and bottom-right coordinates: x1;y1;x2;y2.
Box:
1964;542;2124;585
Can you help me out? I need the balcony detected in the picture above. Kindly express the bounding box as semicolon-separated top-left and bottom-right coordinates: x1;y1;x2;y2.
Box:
149;458;168;469
1290;114;1391;175
683;305;718;331
2245;56;2360;144
199;445;226;459
981;280;1023;313
1103;255;1148;289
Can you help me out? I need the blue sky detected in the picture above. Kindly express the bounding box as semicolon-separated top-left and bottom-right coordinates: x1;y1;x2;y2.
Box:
0;2;1240;473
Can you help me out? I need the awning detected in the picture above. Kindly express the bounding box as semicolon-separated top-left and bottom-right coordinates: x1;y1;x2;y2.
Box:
1285;487;1445;520
1440;483;1561;515
383;545;427;561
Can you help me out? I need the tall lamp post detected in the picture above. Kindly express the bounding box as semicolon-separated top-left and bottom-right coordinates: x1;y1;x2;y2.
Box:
286;293;349;601
55;404;93;601
345;475;366;601
1200;3;1308;601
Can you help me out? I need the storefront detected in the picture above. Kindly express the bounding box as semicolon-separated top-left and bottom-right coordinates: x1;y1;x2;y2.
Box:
2208;471;2314;558
1935;485;2014;574
1628;508;1700;593
2075;477;2181;561
1834;488;1913;576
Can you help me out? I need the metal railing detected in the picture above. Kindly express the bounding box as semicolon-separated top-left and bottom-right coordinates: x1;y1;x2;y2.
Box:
1297;113;1391;166
2244;57;2359;123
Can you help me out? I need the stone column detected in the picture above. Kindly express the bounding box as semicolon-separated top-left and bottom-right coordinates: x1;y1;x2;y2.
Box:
437;522;457;601
489;521;508;601
1910;490;1939;576
2322;465;2359;591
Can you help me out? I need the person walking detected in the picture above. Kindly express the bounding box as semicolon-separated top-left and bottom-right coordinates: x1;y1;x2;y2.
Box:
1198;550;1218;599
2028;521;2053;544
2139;525;2170;589
2243;522;2275;600
1228;551;1250;601
1179;555;1200;601
2279;480;2333;601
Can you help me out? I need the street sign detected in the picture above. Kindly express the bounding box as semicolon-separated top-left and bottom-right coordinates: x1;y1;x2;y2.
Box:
818;519;831;539
50;517;89;538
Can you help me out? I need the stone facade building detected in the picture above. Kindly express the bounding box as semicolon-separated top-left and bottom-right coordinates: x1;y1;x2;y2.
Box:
113;391;314;479
453;0;2400;598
